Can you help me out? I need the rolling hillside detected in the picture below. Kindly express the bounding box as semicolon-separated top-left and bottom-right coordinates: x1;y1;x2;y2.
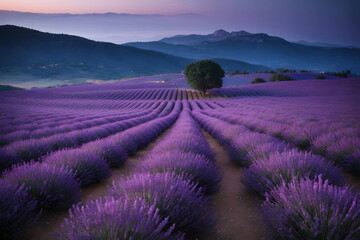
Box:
0;25;191;81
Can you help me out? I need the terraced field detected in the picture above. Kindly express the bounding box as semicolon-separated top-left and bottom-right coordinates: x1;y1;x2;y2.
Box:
1;78;359;240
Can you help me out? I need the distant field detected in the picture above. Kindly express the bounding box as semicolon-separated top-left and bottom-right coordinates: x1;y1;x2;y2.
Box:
0;77;359;240
122;72;342;88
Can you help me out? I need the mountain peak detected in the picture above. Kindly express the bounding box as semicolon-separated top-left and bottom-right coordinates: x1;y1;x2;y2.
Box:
212;29;230;37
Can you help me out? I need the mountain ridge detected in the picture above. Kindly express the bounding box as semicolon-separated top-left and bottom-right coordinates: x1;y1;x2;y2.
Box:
128;29;360;73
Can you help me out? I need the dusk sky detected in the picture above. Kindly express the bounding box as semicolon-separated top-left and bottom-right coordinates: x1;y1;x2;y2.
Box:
1;0;359;46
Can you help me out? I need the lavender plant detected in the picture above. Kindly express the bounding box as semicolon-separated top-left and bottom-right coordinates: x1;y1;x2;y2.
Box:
109;172;215;237
58;197;184;240
0;182;39;239
82;140;128;168
242;150;344;196
5;139;52;162
262;177;360;240
152;137;215;161
140;151;221;195
2;162;81;209
44;149;111;186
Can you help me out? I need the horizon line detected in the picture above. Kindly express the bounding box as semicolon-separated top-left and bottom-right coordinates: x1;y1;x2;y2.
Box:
0;9;203;16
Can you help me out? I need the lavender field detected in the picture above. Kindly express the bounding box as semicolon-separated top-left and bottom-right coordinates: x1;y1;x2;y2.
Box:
1;76;360;240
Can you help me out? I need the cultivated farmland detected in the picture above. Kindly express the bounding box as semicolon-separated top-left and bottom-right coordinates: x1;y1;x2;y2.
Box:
0;76;359;240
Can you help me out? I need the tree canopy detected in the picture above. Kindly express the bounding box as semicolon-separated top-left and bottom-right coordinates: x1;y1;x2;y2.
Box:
184;60;224;93
251;78;266;84
269;73;293;82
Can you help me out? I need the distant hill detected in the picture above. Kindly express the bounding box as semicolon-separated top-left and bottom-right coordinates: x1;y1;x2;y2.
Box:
210;58;270;73
126;30;360;73
0;25;192;81
0;84;24;91
0;25;271;87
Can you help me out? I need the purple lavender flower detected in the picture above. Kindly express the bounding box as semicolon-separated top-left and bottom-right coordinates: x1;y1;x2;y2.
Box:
58;197;184;240
242;150;344;196
262;177;360;240
44;149;111;186
140;151;221;195
2;162;81;209
0;181;39;239
109;172;215;237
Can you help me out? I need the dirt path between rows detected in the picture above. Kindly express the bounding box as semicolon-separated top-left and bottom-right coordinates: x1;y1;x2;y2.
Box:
201;131;267;240
22;125;176;240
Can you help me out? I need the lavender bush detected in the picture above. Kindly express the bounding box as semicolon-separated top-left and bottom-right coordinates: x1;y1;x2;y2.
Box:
262;177;360;240
110;133;138;155
140;151;221;195
44;149;111;186
2;162;81;209
0;182;39;239
227;132;282;167
152;137;215;161
82;140;128;168
242;150;344;196
58;198;184;240
5;139;52;162
109;172;215;237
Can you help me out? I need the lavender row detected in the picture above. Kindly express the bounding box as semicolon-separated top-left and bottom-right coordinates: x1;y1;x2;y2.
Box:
0;108;153;146
0;112;77;129
57;101;185;238
192;111;360;239
0;101;182;239
0;112;118;136
201;106;360;175
58;88;210;101
0;101;154;133
0;95;162;114
58;106;220;239
191;111;343;191
0;101;167;173
139;107;221;195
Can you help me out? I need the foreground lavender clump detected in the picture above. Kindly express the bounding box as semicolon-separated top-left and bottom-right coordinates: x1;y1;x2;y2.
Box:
140;151;221;195
82;140;128;167
262;177;360;240
2;162;80;209
58;198;184;240
109;172;214;237
226;132;283;167
44;149;111;186
0;182;39;239
242;150;344;196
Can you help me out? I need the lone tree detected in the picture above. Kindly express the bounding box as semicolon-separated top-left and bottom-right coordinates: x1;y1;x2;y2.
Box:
269;73;293;82
251;78;266;84
184;60;224;94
